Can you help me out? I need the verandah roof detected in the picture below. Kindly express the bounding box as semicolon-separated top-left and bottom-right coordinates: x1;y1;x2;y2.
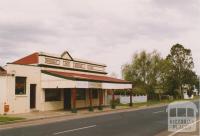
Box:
41;70;131;84
41;70;132;89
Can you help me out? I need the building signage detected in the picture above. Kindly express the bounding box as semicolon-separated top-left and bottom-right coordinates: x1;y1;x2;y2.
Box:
89;82;102;89
43;56;105;73
45;58;60;65
76;81;88;88
63;60;70;67
76;81;102;89
74;62;86;69
87;65;104;72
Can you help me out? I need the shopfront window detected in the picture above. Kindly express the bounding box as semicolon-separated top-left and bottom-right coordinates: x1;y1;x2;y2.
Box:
77;89;86;100
92;90;99;99
45;89;61;102
15;77;26;95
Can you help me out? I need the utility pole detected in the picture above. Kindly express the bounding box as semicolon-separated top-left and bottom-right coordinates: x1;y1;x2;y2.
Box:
199;75;200;136
198;75;200;98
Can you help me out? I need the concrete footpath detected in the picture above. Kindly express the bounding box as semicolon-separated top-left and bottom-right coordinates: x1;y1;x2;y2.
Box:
0;103;169;130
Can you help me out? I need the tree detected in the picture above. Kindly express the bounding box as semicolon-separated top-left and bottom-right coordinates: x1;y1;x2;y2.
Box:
156;59;173;100
122;50;163;99
167;44;194;98
122;44;197;100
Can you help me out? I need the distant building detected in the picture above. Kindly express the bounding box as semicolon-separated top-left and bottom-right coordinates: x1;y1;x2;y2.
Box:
0;51;132;114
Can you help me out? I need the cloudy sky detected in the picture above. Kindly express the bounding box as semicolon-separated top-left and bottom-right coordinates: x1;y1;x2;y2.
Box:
0;0;199;77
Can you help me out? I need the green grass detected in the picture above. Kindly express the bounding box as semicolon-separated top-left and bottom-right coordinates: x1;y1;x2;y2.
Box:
117;98;198;108
194;95;200;100
0;116;24;123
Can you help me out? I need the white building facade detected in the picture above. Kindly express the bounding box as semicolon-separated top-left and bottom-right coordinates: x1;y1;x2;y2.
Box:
0;51;132;114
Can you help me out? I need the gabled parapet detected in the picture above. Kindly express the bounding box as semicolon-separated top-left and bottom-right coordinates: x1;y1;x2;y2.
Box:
11;51;107;74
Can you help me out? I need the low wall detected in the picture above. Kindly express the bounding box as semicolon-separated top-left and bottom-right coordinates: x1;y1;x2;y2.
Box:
120;95;147;104
184;93;194;100
108;95;147;104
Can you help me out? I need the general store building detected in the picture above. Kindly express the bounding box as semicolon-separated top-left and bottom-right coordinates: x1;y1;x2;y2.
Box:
0;51;132;114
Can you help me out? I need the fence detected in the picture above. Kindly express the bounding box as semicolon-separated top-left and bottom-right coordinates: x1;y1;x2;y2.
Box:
107;95;147;104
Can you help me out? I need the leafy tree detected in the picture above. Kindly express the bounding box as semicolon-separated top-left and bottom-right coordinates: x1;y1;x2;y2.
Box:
167;44;194;98
122;50;163;98
122;44;197;100
155;59;173;100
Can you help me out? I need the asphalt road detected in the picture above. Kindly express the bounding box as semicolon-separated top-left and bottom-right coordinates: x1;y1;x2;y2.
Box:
0;100;199;136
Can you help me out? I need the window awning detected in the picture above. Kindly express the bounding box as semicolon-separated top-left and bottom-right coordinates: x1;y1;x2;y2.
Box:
41;70;132;89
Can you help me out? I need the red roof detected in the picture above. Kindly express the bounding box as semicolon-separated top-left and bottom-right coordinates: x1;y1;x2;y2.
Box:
42;70;131;84
13;52;39;65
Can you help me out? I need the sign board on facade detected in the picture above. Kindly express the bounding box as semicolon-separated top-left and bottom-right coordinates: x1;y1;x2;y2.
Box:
88;82;102;89
42;56;105;73
76;81;102;89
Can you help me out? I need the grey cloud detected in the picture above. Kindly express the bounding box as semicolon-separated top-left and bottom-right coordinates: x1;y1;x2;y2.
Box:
0;22;60;64
0;22;58;43
152;0;200;16
58;1;198;48
0;0;199;75
153;0;199;7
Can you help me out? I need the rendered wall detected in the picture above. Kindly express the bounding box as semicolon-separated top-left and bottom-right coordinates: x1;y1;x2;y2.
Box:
107;95;147;104
0;76;7;114
5;64;41;114
3;63;109;114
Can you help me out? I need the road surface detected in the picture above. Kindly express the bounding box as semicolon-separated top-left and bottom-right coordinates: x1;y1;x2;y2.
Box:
0;100;199;136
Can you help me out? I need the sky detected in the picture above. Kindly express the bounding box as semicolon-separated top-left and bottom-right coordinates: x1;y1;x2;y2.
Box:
0;0;199;78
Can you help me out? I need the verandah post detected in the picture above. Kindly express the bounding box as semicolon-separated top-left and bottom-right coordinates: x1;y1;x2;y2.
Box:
98;89;103;110
111;89;116;109
88;89;94;111
129;89;133;107
71;88;77;113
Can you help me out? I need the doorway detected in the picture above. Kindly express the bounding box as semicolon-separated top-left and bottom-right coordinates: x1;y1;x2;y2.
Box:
30;84;36;109
64;89;71;110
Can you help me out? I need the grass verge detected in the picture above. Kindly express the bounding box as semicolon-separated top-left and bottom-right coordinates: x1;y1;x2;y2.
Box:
118;96;200;108
0;116;24;124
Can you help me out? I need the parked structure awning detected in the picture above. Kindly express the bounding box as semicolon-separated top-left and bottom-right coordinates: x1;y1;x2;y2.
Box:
41;70;132;89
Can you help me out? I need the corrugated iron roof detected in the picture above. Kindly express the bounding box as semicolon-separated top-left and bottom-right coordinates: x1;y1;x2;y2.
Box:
42;70;131;84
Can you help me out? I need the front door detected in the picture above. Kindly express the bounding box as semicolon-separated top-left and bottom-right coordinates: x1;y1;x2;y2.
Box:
30;84;36;109
64;89;71;110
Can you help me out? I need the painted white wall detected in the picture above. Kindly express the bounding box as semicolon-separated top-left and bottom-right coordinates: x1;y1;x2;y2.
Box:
5;64;42;114
2;63;130;114
0;76;7;114
0;75;15;114
120;95;147;104
41;73;76;88
183;92;194;99
38;55;106;73
107;95;147;104
42;74;132;90
102;83;132;89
